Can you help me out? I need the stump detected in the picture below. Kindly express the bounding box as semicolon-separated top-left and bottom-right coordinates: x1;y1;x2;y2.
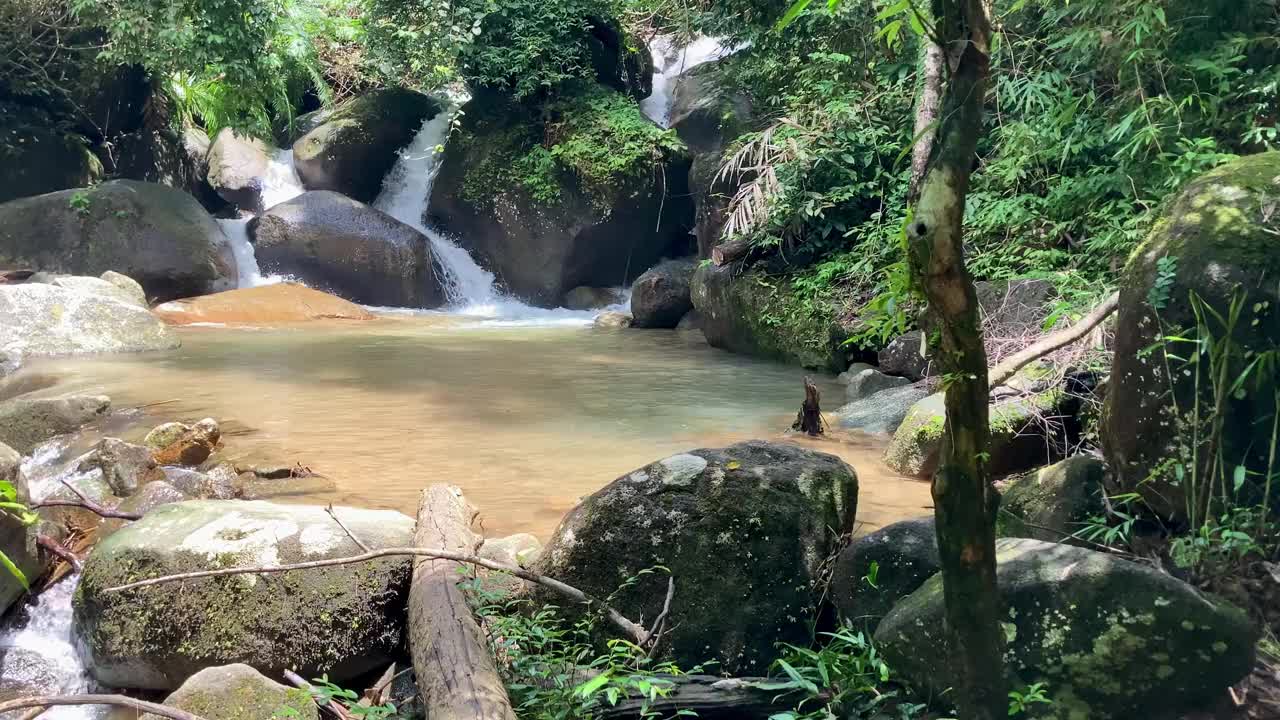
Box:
792;377;824;436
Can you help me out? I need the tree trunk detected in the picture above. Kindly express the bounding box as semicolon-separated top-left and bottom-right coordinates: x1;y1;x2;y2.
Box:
711;237;753;266
909;41;945;203
792;377;824;436
905;2;1005;718
408;485;517;720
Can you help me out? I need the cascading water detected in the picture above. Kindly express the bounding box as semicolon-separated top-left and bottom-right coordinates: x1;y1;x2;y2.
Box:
219;148;305;289
640;36;734;127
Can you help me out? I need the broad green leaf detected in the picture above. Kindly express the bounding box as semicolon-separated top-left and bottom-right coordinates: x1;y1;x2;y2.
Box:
0;550;28;590
774;0;815;31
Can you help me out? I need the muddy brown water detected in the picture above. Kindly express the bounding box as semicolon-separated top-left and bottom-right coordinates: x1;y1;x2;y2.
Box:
20;317;931;538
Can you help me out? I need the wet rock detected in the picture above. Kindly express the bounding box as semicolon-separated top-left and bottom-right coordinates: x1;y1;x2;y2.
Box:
676;310;702;332
101;481;189;537
834;385;930;436
100;271;149;307
842;363;911;403
0;442;17;484
884;390;1074;478
75;500;416;690
293;89;444;203
0;646;65;704
0;395;110;454
480;533;543;568
631;259;696;329
0;180;236;300
0;283;179;358
563;286;624;311
152;418;220;468
144;664;317;720
144;422;190;451
537;440;857;673
234;474;337;500
593;311;633;329
998;456;1107;545
250;192;447;308
78;438;163;496
830;517;938;631
585;18;653;100
154;284;376;326
162;467;236;500
877;331;930;381
0;351;18;379
1103;152;1280;520
876;539;1257;720
206;129;278;213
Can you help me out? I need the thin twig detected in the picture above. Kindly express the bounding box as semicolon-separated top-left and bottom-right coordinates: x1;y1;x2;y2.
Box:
647;577;676;657
36;534;82;573
30;480;142;521
102;547;654;646
0;695;207;720
326;504;370;552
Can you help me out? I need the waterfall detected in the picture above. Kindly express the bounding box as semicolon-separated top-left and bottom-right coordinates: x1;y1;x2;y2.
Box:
641;36;734;127
217;217;286;288
0;576;104;719
261;149;306;210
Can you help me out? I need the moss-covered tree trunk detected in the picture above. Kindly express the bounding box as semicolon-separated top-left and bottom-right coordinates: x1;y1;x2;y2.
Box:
905;2;1005;718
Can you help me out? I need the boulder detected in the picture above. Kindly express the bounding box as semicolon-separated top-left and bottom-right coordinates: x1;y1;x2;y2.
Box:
875;539;1257;719
691;263;848;371
842;363;912;403
78;438;164;496
144;664;317;720
0;351;18;379
101;481;189;537
877;331;930;381
630;259;696;329
676;310;702;332
830;517;938;631
586;18;654;100
206;129;279;213
0;180;236;300
998;456;1107;545
1103;152;1280;519
428;91;694;306
593;311;633;329
0;128;102;204
884;390;1073;478
834;384;931;437
0;441;16;484
154;284;377;326
0;283;179;357
562;286;624;310
43;273;147;309
74;500;416;690
162;467;236;500
480;533;544;568
0;395;110;454
536;441;857;673
292;89;443;203
114;127;226;213
152;418;220;467
144;422;190;451
250;192;447;308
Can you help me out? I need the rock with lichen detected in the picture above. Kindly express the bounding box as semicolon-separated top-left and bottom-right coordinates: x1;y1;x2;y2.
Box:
830;517;939;632
1103;151;1280;520
152;418;221;467
143;664;317;720
874;538;1256;720
74;500;415;690
997;456;1107;545
535;440;857;673
0;394;110;454
78;438;164;496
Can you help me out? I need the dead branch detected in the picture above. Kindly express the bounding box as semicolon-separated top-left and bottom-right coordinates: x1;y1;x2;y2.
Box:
285;669;353;720
646;577;676;657
792;377;824;436
36;533;81;572
711;238;752;267
326;504;370;552
101;547;653;646
987;292;1118;390
0;695;207;720
30;479;141;520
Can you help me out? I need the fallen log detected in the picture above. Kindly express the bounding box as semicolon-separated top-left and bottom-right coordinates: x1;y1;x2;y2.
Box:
988;291;1119;390
598;676;785;720
711;238;753;266
408;484;517;720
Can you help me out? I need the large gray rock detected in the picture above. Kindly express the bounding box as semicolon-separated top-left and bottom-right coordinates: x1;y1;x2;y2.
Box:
293;89;443;203
834;385;930;435
877;330;930;381
250;191;447;308
1103;152;1280;520
0;283;179;357
876;539;1258;720
78;438;164;496
630;259;696;329
100;481;189;537
46;272;147;308
998;456;1107;545
144;664;318;720
206;129;277;213
114;127;226;214
0;180;236;301
75;500;416;690
537;441;857;673
842;363;911;403
830;517;938;631
0;395;110;454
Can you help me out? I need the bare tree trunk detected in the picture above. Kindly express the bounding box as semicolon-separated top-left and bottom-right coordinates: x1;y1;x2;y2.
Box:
792;377;824;436
909;41;945;203
408;485;517;720
905;2;1005;718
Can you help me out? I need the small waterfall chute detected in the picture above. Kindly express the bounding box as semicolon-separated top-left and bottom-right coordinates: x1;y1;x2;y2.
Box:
641;36;734;127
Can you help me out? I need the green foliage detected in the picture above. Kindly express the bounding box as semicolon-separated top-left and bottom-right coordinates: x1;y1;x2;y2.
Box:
68;189;93;216
0;479;38;590
278;675;404;719
1007;682;1052;717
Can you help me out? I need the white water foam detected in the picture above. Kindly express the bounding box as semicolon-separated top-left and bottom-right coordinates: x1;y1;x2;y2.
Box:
641;36;734;127
217;217;289;288
261;148;306;210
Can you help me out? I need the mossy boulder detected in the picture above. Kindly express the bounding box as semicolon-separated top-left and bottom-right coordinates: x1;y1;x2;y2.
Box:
428;87;694;306
74;500;416;690
536;441;857;674
0;127;102;204
0;394;110;454
834;384;930;435
631;259;696;328
884;390;1074;479
875;538;1257;719
998;456;1107;545
250;191;448;308
293;89;443;203
830;517;938;632
0;283;179;357
144;664;317;720
1102;152;1280;519
691;264;849;371
0;180;236;301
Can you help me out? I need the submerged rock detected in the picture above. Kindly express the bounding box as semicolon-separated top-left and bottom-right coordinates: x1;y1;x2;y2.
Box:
0;283;178;357
875;539;1257;720
998;456;1108;545
250;192;447;308
630;259;696;329
537;440;857;673
145;663;317;720
154;284;376;326
830;517;938;631
0;394;110;454
0;180;236;301
75;500;416;690
293;89;444;203
593;311;633;329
